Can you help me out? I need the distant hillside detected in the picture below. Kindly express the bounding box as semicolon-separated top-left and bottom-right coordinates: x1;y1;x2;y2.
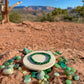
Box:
13;6;55;12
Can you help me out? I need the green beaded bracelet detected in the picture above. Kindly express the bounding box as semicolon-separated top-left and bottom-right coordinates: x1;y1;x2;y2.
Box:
30;52;51;65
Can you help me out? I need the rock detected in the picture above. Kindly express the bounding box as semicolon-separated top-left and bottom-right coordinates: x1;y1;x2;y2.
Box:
37;71;45;80
3;66;13;75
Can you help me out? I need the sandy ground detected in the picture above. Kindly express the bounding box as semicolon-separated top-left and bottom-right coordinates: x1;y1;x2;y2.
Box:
0;21;84;84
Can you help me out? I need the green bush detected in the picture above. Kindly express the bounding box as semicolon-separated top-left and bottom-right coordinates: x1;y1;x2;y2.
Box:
9;12;22;23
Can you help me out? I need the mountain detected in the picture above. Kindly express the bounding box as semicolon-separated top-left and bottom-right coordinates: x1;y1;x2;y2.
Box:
13;6;55;12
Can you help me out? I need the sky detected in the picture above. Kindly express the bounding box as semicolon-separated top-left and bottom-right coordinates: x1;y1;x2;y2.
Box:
9;0;83;9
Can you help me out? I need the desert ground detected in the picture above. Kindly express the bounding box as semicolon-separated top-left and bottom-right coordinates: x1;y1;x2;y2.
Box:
0;21;84;84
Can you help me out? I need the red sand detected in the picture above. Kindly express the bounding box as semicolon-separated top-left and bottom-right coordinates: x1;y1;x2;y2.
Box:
0;21;84;84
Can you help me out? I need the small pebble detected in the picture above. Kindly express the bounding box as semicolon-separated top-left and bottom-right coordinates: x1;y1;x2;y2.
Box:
54;72;60;77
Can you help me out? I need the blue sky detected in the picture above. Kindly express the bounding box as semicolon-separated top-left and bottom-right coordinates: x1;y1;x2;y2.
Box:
9;0;83;9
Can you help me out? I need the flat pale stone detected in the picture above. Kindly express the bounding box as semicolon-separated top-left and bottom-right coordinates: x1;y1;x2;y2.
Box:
23;51;55;71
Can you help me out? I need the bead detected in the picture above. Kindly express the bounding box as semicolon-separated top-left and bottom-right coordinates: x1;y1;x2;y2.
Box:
23;48;29;55
64;70;72;76
65;79;72;84
44;74;50;79
73;75;79;81
54;72;60;77
18;67;22;71
67;75;72;80
43;70;47;74
31;72;38;78
13;57;17;60
57;58;63;62
60;62;67;68
4;62;10;66
8;59;13;63
24;78;31;83
71;67;76;73
46;68;51;73
24;75;31;79
16;56;21;60
23;71;27;75
66;67;71;71
54;63;60;68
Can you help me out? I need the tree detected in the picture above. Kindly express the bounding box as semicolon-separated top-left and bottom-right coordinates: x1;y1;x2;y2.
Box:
0;0;22;24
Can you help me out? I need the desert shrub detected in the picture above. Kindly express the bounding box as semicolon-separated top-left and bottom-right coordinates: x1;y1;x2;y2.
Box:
9;12;22;23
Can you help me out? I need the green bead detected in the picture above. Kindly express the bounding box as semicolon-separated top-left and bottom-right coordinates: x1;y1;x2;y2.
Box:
44;74;50;79
46;68;51;73
8;59;13;63
66;67;71;71
13;57;17;60
63;59;68;64
0;65;5;69
64;70;72;76
60;63;67;68
23;71;27;75
57;58;63;62
23;48;29;55
4;62;10;66
71;67;76;73
66;79;72;84
73;75;79;81
31;72;37;78
54;72;60;76
24;75;31;79
16;56;21;60
54;63;61;68
18;67;22;71
43;70;47;74
24;78;31;83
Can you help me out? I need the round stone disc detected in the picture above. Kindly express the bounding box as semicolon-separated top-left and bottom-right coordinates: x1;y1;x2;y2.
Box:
23;51;55;71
